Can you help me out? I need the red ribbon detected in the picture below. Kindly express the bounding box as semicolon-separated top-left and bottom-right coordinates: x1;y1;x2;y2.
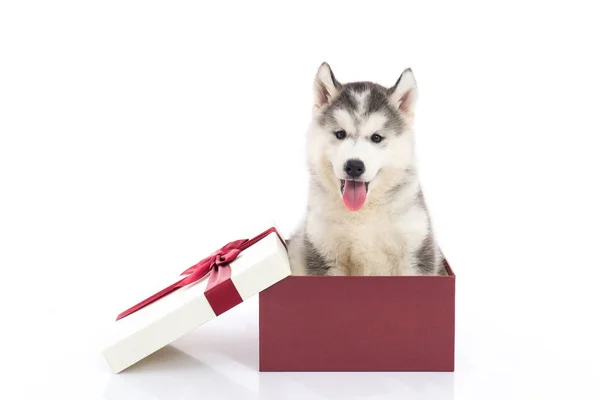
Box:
116;227;286;321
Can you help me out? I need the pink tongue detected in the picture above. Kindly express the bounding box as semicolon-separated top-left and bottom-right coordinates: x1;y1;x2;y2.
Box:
342;180;367;211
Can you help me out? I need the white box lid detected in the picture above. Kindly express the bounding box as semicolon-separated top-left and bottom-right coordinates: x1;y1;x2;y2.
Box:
102;223;290;373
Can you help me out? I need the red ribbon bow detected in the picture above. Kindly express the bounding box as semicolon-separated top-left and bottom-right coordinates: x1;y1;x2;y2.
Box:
116;227;285;321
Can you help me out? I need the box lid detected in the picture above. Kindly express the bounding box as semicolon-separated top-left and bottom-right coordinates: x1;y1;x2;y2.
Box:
102;222;290;373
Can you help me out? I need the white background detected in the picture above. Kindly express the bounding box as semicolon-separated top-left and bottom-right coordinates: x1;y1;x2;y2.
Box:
1;1;599;399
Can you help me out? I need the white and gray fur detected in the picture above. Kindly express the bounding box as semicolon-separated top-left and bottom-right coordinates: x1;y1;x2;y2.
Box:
286;62;445;276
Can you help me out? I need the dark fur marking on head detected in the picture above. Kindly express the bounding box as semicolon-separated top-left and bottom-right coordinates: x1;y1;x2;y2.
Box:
304;236;330;276
383;114;405;135
330;90;358;112
367;91;405;135
319;81;405;135
319;82;378;126
366;89;390;114
318;88;358;126
344;81;380;94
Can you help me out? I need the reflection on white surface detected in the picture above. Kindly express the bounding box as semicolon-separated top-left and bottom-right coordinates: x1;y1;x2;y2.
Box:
103;310;454;400
103;346;257;400
258;371;453;400
103;346;455;400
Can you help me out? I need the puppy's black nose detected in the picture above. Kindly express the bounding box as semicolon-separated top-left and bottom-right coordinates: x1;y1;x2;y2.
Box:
344;159;365;178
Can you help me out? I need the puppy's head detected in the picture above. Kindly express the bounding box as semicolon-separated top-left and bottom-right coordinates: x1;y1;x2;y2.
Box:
307;62;419;211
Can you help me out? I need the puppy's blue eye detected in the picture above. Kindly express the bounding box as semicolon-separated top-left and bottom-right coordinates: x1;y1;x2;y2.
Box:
371;133;383;143
334;130;346;140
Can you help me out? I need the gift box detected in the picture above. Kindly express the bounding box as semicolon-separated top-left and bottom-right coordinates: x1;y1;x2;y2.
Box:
258;260;455;372
102;225;290;374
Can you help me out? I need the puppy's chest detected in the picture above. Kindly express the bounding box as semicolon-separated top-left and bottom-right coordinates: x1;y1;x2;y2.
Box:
319;219;408;276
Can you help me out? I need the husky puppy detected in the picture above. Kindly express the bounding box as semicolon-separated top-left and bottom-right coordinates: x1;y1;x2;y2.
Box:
286;62;445;276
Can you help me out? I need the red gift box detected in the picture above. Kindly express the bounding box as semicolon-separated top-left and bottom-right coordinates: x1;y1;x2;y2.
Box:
258;260;455;371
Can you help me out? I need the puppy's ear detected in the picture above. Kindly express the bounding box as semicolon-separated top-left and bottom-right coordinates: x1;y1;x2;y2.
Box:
387;68;418;121
313;62;341;110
